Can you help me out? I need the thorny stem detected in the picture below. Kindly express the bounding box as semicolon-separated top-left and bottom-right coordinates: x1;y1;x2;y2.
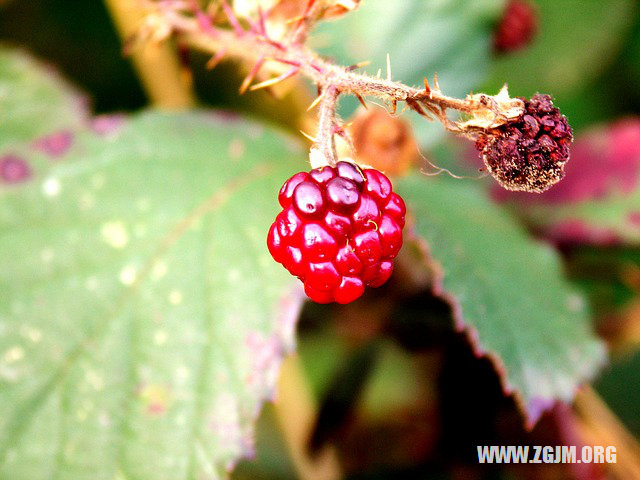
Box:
141;1;519;164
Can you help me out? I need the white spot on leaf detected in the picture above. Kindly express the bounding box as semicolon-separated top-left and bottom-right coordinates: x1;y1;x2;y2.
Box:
20;326;42;343
136;198;151;212
154;330;168;346
101;221;129;249
151;261;168;281
42;177;61;197
3;346;25;364
91;173;105;189
40;248;54;263
567;293;585;313
168;290;183;305
86;276;99;291
228;138;245;159
119;265;137;286
79;192;95;210
85;370;105;391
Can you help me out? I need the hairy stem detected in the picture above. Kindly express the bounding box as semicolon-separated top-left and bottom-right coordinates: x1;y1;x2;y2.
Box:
158;10;482;118
310;85;340;168
142;2;523;164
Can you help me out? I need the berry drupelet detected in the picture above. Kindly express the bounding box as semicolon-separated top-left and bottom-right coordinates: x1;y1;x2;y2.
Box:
267;161;406;304
476;94;573;193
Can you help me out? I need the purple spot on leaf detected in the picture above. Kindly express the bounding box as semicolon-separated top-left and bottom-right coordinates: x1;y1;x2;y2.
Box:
33;130;73;157
91;114;126;136
629;212;640;228
0;154;32;183
209;110;241;124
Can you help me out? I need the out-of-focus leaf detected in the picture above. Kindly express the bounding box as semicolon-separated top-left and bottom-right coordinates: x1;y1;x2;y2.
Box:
0;48;306;480
312;0;504;146
493;119;640;246
486;0;638;97
0;47;88;152
397;174;606;427
595;350;640;437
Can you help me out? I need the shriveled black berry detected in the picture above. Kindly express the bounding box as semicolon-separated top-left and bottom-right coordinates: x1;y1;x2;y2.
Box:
476;94;573;193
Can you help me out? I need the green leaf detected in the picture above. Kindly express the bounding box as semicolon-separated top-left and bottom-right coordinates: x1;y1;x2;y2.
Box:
312;0;504;146
486;0;638;97
0;47;88;152
0;49;307;480
397;174;606;426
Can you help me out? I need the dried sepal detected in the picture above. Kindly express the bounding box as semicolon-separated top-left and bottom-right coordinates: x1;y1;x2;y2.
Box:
457;85;525;131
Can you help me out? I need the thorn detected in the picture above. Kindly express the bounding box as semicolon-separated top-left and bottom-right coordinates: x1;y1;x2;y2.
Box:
346;60;371;72
391;99;397;114
220;0;245;36
355;93;368;110
299;130;316;142
376;68;382;79
257;4;268;36
433;73;440;91
189;0;217;36
307;92;326;111
205;48;226;70
273;57;301;67
386;53;392;81
411;101;429;118
423;77;431;94
249;67;299;91
291;0;317;42
285;15;306;24
239;55;265;94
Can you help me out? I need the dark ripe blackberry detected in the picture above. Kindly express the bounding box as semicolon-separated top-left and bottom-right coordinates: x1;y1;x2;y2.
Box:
476;94;573;193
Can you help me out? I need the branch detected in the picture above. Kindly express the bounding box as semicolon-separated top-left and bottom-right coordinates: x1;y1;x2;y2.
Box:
141;2;525;166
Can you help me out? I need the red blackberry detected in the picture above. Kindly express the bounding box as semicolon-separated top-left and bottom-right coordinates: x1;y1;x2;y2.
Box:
267;161;406;304
476;94;573;193
493;0;538;54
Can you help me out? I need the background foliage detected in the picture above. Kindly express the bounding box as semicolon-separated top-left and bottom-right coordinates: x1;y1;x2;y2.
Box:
1;0;640;479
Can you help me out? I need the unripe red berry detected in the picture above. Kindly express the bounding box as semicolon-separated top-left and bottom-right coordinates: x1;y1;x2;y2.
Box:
476;94;573;193
267;161;406;304
493;0;538;54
